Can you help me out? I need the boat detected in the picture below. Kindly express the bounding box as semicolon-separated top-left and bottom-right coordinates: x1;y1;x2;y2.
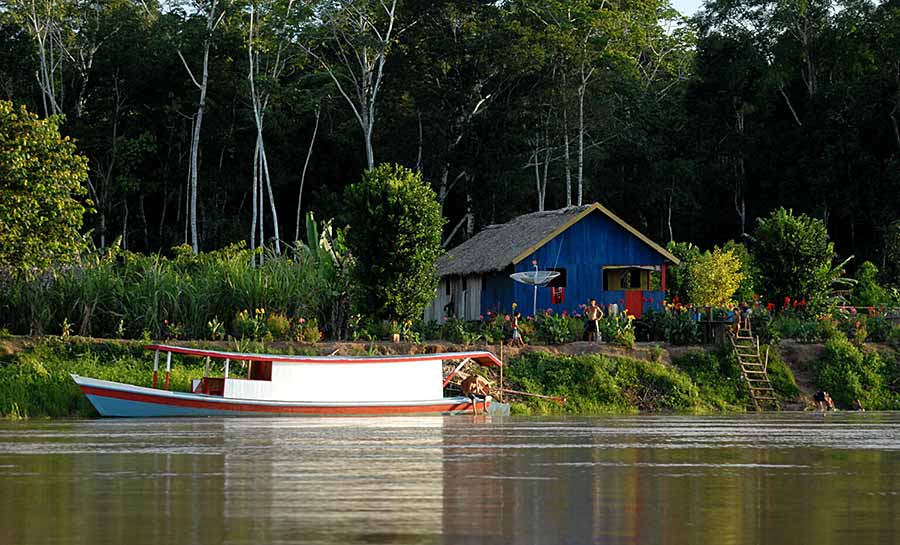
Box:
71;344;510;417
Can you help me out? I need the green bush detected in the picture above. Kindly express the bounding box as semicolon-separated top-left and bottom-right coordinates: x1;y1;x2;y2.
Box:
672;349;748;409
852;261;887;306
344;164;444;322
535;312;577;345
265;313;292;340
814;333;885;408
752;208;835;309
687;247;745;308
664;310;701;345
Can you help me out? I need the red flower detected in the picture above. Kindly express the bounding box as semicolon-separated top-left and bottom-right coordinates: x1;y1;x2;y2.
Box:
766;303;775;312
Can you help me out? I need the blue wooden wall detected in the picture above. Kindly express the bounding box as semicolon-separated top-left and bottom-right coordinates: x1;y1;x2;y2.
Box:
480;211;667;318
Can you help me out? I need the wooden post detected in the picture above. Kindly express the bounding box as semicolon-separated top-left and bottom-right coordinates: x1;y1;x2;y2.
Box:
164;351;172;390
204;356;210;377
224;358;230;379
152;350;160;388
499;342;504;403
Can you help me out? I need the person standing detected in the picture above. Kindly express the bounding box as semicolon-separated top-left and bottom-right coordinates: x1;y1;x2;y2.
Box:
510;311;525;347
585;299;603;342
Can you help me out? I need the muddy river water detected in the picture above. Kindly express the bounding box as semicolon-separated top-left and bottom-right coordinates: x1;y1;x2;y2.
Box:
0;413;898;544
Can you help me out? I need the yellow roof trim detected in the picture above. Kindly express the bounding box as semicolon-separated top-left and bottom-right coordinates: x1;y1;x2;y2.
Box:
511;203;681;266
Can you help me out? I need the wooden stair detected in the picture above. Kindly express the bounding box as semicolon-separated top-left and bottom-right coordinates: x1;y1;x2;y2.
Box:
729;327;780;411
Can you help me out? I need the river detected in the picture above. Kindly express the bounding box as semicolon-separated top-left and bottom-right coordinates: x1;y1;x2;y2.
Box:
0;413;898;544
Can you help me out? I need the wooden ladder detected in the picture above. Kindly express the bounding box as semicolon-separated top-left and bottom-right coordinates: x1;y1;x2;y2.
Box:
729;327;780;411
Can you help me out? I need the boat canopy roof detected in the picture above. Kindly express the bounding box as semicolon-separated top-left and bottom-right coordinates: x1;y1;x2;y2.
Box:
145;344;503;367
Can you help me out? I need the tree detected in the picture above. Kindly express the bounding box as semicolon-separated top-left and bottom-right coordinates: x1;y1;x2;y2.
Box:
687;247;745;308
304;0;401;171
752;207;835;307
176;0;230;254
665;240;701;301
0;101;90;273
851;261;886;307
344;163;444;321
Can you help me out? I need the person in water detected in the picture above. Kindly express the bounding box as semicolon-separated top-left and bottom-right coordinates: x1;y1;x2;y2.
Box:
813;390;835;411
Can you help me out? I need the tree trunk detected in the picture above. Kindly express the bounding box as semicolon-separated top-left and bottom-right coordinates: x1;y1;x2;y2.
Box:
295;106;320;242
179;0;219;255
577;83;586;206
250;134;259;263
562;92;572;208
466;187;474;238
259;139;281;254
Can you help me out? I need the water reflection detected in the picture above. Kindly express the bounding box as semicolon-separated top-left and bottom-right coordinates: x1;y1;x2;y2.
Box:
0;414;898;544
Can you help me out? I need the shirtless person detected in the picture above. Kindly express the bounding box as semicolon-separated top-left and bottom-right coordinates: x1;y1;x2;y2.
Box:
585;299;603;342
461;374;492;415
813;390;835;411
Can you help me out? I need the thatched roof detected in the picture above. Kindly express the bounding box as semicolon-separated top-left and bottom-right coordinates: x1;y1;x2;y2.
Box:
436;203;679;277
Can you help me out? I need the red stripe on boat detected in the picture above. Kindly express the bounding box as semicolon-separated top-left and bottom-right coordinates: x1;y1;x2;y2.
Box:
79;385;478;415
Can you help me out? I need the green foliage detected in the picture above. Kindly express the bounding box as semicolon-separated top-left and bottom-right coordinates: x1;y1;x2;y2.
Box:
535;312;578;345
506;352;700;414
598;313;636;348
663;309;701;345
851;261;887;306
722;240;757;303
294;318;322;343
672;349;748;410
665;241;702;301
0;339;204;418
0;101;91;274
687;246;745;308
814;332;889;409
764;347;801;400
344;164;444;322
752;208;835;309
0;243;341;340
479;313;508;344
265;312;292;340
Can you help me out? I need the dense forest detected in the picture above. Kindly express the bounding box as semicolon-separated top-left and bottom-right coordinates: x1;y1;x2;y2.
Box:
1;0;899;272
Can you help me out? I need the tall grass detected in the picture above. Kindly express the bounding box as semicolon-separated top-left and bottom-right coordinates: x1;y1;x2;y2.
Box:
0;242;336;340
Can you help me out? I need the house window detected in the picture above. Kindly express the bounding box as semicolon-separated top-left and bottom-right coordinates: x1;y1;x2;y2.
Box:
549;268;566;304
548;268;567;287
603;267;649;291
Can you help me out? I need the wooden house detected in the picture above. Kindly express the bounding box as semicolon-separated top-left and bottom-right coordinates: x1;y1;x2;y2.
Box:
425;203;680;321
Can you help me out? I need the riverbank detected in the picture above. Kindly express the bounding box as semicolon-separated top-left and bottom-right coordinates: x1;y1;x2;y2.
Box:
0;335;816;418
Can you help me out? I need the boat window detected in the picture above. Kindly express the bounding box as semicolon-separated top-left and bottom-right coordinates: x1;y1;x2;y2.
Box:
249;361;272;381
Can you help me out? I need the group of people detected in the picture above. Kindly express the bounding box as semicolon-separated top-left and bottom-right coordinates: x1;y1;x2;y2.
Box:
507;298;606;346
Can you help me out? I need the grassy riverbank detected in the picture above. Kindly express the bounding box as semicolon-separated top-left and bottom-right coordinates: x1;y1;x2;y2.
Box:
502;348;801;415
0;336;810;418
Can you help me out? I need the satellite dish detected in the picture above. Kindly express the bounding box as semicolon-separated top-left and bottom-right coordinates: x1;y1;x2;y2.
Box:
510;270;560;287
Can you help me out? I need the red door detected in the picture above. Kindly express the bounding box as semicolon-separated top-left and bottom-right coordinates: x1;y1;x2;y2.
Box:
625;291;643;318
